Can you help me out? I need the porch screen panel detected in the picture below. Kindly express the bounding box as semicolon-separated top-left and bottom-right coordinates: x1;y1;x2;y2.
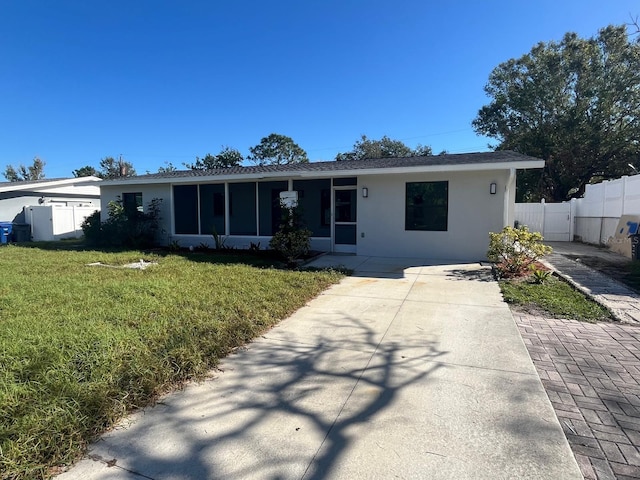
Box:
258;181;288;236
333;177;357;186
200;184;225;236
229;182;257;235
292;179;331;237
335;224;357;244
173;185;199;234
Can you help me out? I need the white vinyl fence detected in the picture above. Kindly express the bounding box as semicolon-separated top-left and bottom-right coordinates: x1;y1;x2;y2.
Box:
515;174;640;244
25;204;99;241
514;200;573;242
573;175;640;245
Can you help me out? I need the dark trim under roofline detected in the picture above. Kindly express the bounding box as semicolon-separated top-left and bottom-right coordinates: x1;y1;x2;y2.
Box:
0;191;100;201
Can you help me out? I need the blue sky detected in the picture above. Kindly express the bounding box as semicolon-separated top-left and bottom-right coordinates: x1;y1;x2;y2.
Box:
1;1;638;178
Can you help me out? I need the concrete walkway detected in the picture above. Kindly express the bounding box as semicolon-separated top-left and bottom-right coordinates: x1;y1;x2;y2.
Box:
544;242;640;324
59;256;581;480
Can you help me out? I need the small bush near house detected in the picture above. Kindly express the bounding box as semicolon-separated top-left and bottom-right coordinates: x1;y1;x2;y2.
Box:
530;264;552;284
79;210;102;242
270;202;312;268
82;197;163;248
487;226;552;278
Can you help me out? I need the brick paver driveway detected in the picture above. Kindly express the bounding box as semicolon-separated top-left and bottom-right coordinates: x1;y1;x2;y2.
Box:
515;312;640;479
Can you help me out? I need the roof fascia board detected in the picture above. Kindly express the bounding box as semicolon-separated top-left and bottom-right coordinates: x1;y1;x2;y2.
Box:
0;176;102;193
298;161;545;178
98;161;545;187
100;171;302;187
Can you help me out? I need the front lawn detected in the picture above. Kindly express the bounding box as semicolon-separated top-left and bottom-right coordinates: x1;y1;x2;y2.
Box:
0;245;342;480
499;275;613;322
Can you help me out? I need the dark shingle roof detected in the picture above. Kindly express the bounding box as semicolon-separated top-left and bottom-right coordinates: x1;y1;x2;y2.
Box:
102;151;542;184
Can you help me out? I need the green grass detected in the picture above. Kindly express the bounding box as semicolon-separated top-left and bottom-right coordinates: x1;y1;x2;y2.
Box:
499;275;613;322
0;245;343;480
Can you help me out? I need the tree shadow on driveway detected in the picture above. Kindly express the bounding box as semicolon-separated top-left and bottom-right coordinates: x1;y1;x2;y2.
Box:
83;316;447;480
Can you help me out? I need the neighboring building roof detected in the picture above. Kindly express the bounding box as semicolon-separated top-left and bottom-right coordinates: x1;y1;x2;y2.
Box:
100;151;545;186
0;176;102;193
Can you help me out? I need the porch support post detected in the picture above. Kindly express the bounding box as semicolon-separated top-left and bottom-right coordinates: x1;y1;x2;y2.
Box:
255;182;260;236
224;182;230;236
503;168;516;228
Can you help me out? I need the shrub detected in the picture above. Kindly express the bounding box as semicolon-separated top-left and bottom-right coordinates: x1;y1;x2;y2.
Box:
530;264;552;284
80;210;102;242
82;197;163;248
211;228;229;250
269;201;311;268
487;226;552;278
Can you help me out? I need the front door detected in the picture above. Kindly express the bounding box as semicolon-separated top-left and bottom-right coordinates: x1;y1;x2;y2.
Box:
333;188;357;253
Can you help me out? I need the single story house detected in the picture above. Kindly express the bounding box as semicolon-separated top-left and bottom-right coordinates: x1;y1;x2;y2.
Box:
0;177;101;223
99;151;544;261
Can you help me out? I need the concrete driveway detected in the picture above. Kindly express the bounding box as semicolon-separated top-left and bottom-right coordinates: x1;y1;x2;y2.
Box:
59;256;581;480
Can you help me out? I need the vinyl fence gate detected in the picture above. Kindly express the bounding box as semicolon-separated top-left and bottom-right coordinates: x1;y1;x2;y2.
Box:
514;200;573;242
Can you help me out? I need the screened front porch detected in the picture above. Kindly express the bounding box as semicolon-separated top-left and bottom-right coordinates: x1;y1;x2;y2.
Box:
170;177;358;252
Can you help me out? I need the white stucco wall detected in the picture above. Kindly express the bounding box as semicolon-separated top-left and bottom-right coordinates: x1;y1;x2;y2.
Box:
1;195;98;223
100;183;173;241
100;169;514;260
38;184;101;197
357;170;509;261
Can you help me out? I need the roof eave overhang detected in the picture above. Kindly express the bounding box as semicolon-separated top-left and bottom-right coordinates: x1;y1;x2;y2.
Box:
99;160;545;187
299;160;546;178
0;176;102;193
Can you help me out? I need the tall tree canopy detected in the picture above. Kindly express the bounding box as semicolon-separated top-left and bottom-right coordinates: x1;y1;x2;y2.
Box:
248;133;308;166
3;157;45;182
335;135;432;161
73;166;99;178
184;146;244;170
473;25;640;202
98;156;136;179
156;162;177;173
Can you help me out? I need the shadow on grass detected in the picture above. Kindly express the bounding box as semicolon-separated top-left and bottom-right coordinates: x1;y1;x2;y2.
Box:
76;316;447;480
11;241;336;271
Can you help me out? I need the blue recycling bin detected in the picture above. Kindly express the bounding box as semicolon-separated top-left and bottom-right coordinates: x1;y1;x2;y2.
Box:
0;222;13;244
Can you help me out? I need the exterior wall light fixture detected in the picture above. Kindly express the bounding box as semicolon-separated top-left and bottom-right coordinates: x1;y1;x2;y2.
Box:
490;183;497;195
362;187;369;198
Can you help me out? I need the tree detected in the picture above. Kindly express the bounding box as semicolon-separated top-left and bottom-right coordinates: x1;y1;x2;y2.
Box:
3;157;45;182
335;135;432;161
269;200;312;268
184;146;243;170
73;166;99;178
414;144;434;156
98;156;136;179
248;133;308;166
157;162;177;174
473;25;640;202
